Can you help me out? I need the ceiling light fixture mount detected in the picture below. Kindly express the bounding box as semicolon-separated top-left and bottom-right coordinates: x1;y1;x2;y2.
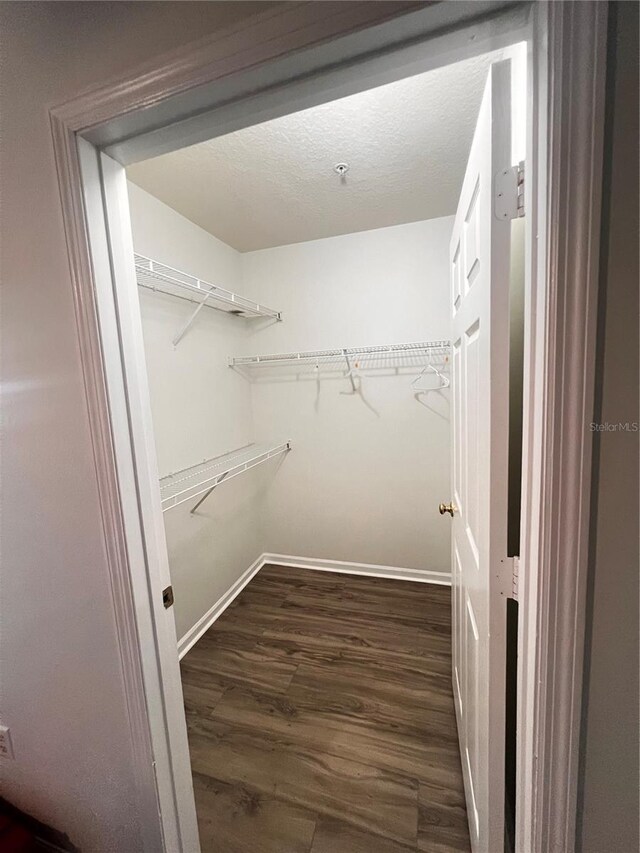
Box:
333;162;350;177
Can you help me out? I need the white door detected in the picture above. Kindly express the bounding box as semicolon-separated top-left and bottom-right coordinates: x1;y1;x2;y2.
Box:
449;59;513;853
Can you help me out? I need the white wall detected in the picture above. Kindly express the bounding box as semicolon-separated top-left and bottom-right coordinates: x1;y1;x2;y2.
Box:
240;217;453;575
0;3;274;850
129;191;453;643
128;183;268;642
128;183;248;474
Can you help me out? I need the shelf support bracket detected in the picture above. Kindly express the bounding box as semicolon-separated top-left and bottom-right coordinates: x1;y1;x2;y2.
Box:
189;470;229;514
172;287;214;347
343;349;357;392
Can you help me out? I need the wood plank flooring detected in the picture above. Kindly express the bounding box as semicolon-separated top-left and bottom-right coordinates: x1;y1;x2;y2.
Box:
181;565;471;853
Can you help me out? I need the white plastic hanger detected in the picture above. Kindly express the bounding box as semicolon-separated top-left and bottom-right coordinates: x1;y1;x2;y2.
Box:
411;363;450;392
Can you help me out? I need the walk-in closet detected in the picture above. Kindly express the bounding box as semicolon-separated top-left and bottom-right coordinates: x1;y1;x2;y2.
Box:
123;38;525;853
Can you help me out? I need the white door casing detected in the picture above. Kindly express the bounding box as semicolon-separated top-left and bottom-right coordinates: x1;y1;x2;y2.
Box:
48;4;605;850
450;59;512;853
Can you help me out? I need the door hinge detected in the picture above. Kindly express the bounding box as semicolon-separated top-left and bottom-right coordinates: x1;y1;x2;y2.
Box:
162;585;174;609
495;160;525;220
511;556;520;601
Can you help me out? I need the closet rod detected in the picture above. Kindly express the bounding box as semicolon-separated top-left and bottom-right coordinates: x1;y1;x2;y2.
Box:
159;441;291;512
228;340;451;368
134;254;282;323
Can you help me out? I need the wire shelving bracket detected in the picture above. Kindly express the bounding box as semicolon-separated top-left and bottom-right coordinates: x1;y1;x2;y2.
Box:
134;254;282;346
159;441;291;513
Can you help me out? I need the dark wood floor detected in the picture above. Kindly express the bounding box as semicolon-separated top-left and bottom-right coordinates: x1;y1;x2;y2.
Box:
180;564;471;853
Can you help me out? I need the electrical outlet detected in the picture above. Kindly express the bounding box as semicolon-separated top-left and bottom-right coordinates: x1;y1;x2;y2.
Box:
0;725;14;759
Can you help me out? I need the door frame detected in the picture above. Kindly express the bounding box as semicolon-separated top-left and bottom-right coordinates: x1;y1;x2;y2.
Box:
49;2;607;851
516;4;607;851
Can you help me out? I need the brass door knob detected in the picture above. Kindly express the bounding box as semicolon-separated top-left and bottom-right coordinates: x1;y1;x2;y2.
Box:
439;502;456;517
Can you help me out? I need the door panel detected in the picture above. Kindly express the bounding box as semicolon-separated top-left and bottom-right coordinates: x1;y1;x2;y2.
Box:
464;319;481;562
453;541;463;709
464;181;481;290
449;60;512;853
465;591;481;839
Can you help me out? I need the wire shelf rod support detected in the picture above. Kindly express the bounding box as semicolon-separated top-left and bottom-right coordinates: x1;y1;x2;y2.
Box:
159;441;291;512
134;254;282;346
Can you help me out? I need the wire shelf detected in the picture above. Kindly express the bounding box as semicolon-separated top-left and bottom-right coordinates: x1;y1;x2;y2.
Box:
159;441;291;512
228;340;451;370
134;254;282;321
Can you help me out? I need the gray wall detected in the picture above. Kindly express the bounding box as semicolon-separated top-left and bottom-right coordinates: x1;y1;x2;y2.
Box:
578;4;640;852
0;3;274;850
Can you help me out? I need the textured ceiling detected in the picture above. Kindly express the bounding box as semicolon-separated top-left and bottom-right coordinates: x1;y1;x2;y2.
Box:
127;51;504;252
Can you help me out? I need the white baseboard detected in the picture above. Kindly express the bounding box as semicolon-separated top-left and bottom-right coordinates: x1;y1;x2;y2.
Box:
178;552;451;658
262;552;451;586
177;554;264;659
